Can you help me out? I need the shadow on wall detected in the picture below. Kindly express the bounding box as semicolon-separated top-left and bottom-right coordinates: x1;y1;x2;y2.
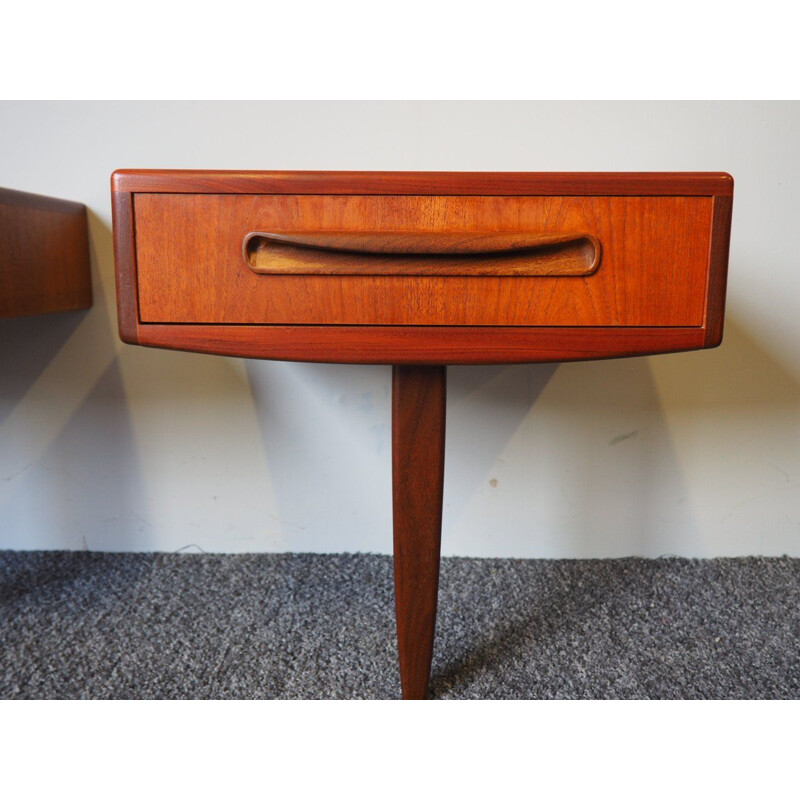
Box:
240;307;799;557
444;362;558;533
443;356;690;556
244;360;391;552
441;314;799;557
650;314;800;412
0;311;87;426
0;212;148;550
1;209;798;555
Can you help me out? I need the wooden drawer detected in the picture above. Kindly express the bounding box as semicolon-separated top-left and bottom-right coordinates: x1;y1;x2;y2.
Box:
133;193;712;327
112;171;732;364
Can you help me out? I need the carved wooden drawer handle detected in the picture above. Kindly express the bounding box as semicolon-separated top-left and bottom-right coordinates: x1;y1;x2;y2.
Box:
243;231;601;277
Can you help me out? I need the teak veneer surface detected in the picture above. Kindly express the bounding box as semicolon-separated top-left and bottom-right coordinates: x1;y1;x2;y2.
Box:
112;170;733;196
243;231;602;278
134;194;713;327
392;365;446;700
132;324;707;365
0;187;92;318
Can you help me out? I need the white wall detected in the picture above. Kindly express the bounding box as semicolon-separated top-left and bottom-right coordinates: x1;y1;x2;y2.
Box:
0;101;798;557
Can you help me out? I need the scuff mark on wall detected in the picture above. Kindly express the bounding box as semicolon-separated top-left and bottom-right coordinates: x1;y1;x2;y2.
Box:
609;430;639;446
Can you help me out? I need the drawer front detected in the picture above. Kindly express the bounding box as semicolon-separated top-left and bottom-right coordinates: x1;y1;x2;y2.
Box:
133;193;713;327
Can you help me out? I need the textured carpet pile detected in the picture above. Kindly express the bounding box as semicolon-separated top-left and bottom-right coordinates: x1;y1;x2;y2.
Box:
1;551;798;699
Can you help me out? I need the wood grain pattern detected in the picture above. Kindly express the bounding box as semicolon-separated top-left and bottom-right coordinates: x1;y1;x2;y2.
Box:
704;194;733;347
0;187;92;318
244;231;600;277
111;190;139;344
392;365;446;700
133;324;708;364
112;170;734;197
134;194;713;327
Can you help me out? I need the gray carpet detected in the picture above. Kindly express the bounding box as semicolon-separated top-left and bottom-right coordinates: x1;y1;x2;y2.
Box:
1;551;798;699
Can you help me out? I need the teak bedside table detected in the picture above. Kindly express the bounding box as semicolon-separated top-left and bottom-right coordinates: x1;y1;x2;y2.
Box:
1;187;92;318
111;171;733;699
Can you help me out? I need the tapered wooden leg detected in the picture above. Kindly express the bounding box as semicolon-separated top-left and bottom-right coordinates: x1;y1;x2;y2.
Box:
392;365;446;700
